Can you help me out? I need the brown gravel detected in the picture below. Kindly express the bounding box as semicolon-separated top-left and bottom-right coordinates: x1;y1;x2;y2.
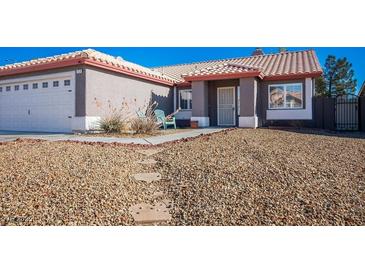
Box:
1;129;365;225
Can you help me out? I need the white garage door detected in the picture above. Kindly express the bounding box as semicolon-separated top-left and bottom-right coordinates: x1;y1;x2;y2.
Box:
0;73;75;133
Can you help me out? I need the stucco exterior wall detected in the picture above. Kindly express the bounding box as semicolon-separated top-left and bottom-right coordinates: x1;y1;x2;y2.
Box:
84;67;173;118
239;78;258;127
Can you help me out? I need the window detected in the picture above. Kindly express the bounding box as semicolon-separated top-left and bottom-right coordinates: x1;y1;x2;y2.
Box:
64;79;70;86
6;86;11;92
179;89;192;110
53;81;59;87
0;87;2;92
268;83;303;109
42;82;48;88
15;85;19;91
23;84;29;90
32;83;38;89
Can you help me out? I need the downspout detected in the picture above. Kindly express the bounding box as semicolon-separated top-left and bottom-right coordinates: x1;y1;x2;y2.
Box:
173;85;177;111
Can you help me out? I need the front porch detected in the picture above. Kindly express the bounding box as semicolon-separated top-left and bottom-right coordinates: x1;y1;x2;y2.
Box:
189;77;259;128
179;63;263;128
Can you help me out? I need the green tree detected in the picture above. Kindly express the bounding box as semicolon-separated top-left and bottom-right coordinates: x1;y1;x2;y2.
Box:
315;76;327;96
316;55;357;96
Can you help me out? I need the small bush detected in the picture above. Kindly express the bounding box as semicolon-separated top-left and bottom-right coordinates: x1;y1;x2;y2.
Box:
130;101;160;134
130;117;159;134
98;112;126;133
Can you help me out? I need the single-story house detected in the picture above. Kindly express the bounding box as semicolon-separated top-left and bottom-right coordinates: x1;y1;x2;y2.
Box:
0;48;322;132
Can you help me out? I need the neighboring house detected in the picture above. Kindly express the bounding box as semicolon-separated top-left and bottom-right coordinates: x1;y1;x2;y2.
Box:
359;81;365;96
0;48;322;132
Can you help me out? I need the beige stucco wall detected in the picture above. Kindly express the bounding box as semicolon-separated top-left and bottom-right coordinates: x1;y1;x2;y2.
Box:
84;67;173;118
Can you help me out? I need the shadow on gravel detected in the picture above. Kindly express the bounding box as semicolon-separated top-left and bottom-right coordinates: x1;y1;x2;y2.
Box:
268;127;365;140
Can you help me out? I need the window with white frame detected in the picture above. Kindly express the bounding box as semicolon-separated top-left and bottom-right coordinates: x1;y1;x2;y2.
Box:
42;82;48;88
32;83;38;89
179;89;192;110
6;86;11;92
15;85;19;91
0;87;2;92
64;79;71;86
23;84;29;90
268;83;303;109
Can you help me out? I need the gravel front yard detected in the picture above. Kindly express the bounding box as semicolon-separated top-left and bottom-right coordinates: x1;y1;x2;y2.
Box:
1;129;364;225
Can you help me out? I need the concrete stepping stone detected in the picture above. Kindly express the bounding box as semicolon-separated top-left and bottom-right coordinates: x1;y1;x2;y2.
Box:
129;202;171;225
152;191;164;199
132;172;161;183
136;158;157;165
137;149;163;157
161;199;173;209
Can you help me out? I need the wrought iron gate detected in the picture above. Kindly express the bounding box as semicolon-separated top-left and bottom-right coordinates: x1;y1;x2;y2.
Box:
335;94;359;131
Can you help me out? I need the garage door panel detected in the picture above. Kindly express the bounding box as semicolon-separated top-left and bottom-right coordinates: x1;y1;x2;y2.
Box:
0;75;74;132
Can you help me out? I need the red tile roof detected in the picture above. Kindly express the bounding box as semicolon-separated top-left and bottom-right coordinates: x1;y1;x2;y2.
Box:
182;63;265;81
153;49;322;83
0;49;322;85
0;49;175;86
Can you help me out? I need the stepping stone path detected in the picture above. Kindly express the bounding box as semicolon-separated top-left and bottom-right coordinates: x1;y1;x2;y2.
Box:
136;158;157;165
132;172;161;183
152;191;164;199
137;148;163;157
130;147;173;225
129;202;171;225
161;199;173;208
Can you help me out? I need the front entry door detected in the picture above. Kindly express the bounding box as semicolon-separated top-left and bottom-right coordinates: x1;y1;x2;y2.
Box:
217;87;235;126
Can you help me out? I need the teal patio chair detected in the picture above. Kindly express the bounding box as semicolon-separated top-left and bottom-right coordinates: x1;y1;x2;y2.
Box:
136;110;146;119
154;109;176;130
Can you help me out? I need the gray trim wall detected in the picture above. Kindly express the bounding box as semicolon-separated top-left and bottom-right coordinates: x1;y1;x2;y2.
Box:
75;67;86;116
191;81;209;117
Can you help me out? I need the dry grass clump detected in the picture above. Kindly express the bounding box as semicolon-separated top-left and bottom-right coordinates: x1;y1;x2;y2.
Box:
130;101;160;134
98;112;127;133
129;117;159;134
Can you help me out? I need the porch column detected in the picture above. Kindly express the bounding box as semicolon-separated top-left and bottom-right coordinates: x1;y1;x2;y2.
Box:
239;78;258;128
191;81;210;127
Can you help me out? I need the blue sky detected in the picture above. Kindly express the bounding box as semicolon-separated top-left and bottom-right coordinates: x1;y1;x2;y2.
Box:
1;47;364;93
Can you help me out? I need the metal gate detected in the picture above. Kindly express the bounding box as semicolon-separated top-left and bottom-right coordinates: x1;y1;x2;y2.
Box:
335;94;359;131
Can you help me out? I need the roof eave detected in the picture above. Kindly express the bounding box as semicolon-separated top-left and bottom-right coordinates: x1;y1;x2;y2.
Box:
263;71;322;81
358;81;365;96
0;58;175;87
0;57;86;77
